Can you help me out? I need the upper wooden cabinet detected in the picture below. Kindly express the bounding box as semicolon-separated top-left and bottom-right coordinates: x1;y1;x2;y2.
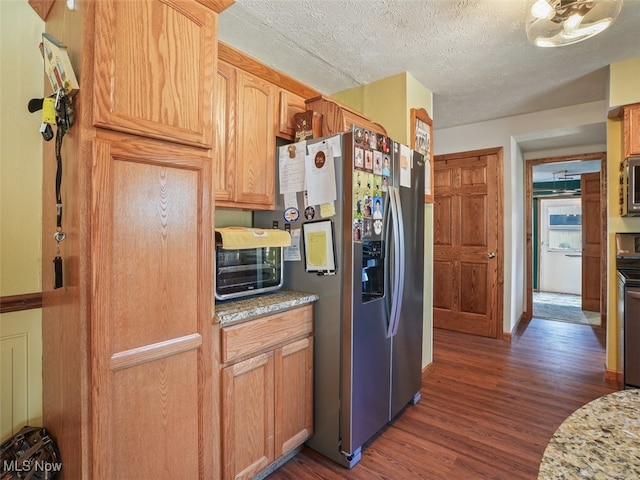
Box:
305;95;387;137
623;103;640;158
277;89;306;140
214;61;237;203
236;70;276;208
215;42;321;209
215;61;276;210
92;0;217;148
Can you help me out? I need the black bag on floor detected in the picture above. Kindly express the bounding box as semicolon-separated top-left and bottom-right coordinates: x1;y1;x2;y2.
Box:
0;426;61;480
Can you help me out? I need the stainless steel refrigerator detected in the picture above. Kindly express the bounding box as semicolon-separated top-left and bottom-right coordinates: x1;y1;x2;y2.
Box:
254;130;424;468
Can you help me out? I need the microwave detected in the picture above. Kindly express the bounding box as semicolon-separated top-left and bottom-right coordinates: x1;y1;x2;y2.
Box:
621;156;640;216
214;243;284;301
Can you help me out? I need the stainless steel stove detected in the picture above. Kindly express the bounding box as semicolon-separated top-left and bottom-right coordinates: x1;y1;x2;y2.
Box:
616;233;640;388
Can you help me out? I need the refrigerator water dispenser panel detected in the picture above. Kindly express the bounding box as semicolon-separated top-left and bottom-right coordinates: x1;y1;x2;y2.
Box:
362;240;385;302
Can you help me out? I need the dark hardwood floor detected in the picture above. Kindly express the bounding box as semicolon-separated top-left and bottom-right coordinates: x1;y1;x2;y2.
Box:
267;317;619;479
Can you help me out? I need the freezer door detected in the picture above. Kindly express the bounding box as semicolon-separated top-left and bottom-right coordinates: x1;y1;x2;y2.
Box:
341;242;392;456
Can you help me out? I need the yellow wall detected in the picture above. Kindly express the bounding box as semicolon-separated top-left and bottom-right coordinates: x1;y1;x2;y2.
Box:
610;58;640;107
0;1;45;439
332;72;435;368
606;57;640;375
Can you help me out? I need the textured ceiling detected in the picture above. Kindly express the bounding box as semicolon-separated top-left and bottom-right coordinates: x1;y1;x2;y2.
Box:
219;0;640;132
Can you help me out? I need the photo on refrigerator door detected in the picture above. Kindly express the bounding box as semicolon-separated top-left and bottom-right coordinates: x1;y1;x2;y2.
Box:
355;146;364;169
373;150;383;175
353;219;363;242
364;149;373;172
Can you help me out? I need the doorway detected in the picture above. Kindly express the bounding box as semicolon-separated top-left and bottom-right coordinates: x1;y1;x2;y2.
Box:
525;153;607;327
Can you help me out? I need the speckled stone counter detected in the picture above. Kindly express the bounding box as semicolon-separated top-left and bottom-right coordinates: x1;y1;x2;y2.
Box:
214;289;318;326
538;389;640;479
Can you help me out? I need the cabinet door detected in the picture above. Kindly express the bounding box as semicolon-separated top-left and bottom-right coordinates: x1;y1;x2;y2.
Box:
91;130;213;479
277;89;306;140
235;71;276;209
222;352;275;480
274;336;313;457
625;105;640;158
214;61;237;202
93;0;216;147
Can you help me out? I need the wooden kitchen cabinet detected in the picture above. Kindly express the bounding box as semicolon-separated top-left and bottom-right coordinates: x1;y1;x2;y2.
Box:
274;336;313;457
623;103;640;158
92;0;217;148
220;305;314;480
214;43;321;209
222;352;275;480
214;60;237;204
305;94;387;137
40;1;231;478
277;88;307;140
214;61;276;210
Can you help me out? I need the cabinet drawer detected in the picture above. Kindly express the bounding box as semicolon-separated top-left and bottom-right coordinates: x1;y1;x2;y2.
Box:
221;305;313;363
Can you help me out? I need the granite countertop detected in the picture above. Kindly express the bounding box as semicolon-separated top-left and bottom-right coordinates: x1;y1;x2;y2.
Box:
538;389;640;479
214;289;319;326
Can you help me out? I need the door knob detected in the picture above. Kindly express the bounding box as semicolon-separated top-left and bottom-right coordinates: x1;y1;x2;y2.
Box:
487;252;496;258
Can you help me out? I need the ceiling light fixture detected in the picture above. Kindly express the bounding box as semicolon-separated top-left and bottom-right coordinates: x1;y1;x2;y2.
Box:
526;0;623;47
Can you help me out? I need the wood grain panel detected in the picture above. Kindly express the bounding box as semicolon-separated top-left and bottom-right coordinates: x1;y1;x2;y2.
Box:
275;337;313;457
218;42;320;100
460;194;487;247
92;130;213;479
214;61;236;202
278;89;306;140
434;168;452;189
304;95;387;137
109;333;202;371
624;103;640;158
93;0;216;147
111;351;201;479
222;352;275;480
460;262;488;315
221;305;313;364
96;135;202;352
433;195;452;246
433;261;454;310
41;2;90;476
234;70;276;208
27;0;54;20
194;0;235;13
460;164;487;186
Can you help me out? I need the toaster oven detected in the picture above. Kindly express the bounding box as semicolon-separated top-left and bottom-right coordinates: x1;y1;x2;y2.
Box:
214;243;284;301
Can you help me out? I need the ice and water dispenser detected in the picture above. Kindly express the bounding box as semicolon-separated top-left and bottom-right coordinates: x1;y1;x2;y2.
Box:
362;240;385;302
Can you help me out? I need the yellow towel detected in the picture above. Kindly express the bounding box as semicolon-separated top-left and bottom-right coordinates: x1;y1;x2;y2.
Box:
215;227;291;249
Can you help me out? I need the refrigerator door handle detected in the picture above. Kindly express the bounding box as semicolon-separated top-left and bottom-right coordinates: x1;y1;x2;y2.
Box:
386;186;404;338
389;186;405;337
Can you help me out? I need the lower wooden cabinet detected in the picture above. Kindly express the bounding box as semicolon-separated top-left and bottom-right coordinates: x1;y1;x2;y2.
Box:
222;352;275;480
274;336;313;457
220;305;314;480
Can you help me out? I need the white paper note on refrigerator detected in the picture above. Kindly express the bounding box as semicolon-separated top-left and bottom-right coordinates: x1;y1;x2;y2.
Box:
279;140;306;193
305;143;337;206
399;144;412;188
